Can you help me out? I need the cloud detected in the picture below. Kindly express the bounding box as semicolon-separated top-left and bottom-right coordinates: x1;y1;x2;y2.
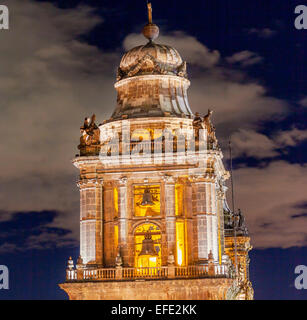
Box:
0;243;18;254
234;161;307;248
231;127;307;158
226;50;263;67
231;129;278;158
274;128;307;147
228;127;307;249
0;211;77;253
299;97;307;107
189;74;287;136
248;28;277;38
0;0;118;240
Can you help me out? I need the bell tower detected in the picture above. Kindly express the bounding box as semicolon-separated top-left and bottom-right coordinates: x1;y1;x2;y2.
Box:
59;3;253;300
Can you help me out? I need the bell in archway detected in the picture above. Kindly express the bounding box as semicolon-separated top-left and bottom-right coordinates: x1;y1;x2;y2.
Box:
141;187;154;206
139;232;158;256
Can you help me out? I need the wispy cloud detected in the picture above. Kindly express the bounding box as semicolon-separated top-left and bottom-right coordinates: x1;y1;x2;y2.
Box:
299;97;307;107
0;211;77;253
248;27;277;38
234;161;307;248
231;127;307;159
226;50;263;67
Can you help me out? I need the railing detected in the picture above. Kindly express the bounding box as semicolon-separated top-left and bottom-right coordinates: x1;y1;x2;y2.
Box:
83;268;116;280
66;264;229;282
122;267;168;279
175;265;209;277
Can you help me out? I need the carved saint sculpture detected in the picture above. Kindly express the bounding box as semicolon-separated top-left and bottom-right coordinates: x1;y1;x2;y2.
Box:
78;114;101;155
203;109;217;148
192;112;204;145
193;110;218;150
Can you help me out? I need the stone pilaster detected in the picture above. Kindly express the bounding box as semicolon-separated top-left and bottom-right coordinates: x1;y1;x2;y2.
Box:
192;175;219;263
163;175;176;261
118;176;129;265
102;181;115;267
78;178;103;265
216;184;227;262
184;180;193;265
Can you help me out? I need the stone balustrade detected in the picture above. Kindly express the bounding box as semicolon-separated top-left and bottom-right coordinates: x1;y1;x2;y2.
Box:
66;264;229;282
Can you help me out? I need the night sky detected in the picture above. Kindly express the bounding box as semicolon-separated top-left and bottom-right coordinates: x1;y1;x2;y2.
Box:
0;0;306;300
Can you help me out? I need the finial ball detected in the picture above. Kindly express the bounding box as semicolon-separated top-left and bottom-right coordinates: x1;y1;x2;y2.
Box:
142;23;159;41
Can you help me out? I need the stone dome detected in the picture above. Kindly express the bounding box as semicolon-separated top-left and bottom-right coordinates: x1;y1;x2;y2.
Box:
111;6;192;120
117;41;187;81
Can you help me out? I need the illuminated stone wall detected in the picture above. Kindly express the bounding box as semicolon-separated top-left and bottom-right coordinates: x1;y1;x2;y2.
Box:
60;278;234;300
112;75;192;119
72;116;229;269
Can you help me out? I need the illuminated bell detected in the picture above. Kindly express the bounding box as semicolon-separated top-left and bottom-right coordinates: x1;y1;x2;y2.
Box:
141;187;154;206
139;232;158;256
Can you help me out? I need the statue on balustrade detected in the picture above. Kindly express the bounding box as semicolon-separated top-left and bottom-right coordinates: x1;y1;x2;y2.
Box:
78;114;101;156
203;109;217;149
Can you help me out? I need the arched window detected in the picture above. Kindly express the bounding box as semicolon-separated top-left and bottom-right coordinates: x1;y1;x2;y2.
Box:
134;223;161;268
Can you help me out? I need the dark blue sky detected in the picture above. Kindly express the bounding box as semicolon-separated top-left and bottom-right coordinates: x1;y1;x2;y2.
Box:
0;0;306;300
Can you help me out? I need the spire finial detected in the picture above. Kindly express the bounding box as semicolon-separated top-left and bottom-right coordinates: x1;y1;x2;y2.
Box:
142;1;159;41
147;2;153;24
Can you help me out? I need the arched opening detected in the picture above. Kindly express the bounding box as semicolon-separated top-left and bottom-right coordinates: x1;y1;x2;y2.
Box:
134;223;161;268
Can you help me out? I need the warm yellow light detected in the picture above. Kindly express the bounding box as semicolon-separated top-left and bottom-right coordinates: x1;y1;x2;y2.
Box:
177;248;183;266
114;187;118;217
134;223;161;268
114;225;118;250
149;256;157;267
176;221;185;266
134;185;160;217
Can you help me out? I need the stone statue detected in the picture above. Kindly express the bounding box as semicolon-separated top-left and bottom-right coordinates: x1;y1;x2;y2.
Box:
223;255;236;279
203;109;215;133
235;209;248;235
193;112;204;129
203;108;212;126
193;112;204;144
167;251;175;266
237;209;245;228
238;263;245;282
78;114;101;155
76;255;84;266
203;109;217;149
177;61;187;77
115;247;123;268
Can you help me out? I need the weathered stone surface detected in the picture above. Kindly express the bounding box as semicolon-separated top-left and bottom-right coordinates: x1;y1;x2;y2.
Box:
60;278;234;300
